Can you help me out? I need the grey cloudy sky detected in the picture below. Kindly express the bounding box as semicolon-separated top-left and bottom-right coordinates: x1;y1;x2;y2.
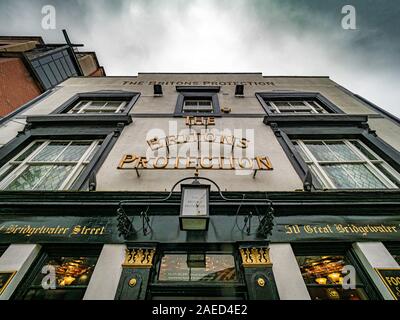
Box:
0;0;399;116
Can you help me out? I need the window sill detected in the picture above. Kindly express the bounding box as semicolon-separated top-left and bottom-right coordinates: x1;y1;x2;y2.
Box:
264;114;368;127
26;114;133;126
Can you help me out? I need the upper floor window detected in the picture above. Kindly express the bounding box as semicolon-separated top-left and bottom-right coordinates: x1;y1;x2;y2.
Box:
257;92;343;115
68;100;127;114
174;86;221;117
0;140;101;191
266;100;328;114
293;139;400;189
182;99;214;114
52;91;140;115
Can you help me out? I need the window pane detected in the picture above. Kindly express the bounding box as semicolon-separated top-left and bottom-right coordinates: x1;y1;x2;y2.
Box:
296;255;369;301
32;142;69;161
15;142;43;161
159;254;236;282
5;165;52;191
85;142;102;162
105;101;123;109
374;163;400;188
309;164;326;187
184;101;198;107
196;105;213;111
22;256;97;300
0;164;18;183
293;142;311;162
273;101;290;107
34;165;74;190
87;101;106;108
99;108;121;113
70;101;87;113
307;287;369;301
304;142;337;161
184;100;213;112
325;142;360;161
198;101;211;106
297;255;347;285
309;102;326;114
58;142;91;161
323;164;386;189
289;101;306;107
350;141;378;160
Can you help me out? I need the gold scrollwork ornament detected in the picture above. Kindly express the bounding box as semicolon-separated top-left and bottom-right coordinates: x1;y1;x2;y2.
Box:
123;248;155;268
240;247;272;267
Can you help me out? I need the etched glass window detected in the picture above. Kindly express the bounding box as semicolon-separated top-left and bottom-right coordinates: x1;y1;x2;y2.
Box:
158;253;237;282
0;140;102;191
293;139;400;189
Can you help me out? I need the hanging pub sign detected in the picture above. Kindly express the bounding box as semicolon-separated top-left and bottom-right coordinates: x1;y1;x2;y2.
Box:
375;268;400;300
0;271;16;295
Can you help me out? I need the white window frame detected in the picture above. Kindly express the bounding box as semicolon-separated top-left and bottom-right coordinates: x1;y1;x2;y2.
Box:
0;140;101;191
68;100;127;114
268;100;327;114
183;99;214;114
294;139;400;189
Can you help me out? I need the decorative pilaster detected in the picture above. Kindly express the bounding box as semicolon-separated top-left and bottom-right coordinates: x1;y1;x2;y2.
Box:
239;245;279;300
115;247;156;300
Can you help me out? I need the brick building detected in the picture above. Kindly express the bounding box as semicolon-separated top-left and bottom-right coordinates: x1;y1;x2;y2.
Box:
0;32;105;119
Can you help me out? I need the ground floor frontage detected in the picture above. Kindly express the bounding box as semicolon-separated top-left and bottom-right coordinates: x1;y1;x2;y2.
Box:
0;191;399;300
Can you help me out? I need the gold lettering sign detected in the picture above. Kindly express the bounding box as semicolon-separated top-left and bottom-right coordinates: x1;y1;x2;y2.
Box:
118;155;273;171
186;117;215;127
375;268;400;300
0;271;17;295
239;247;272;268
284;224;399;237
146;133;249;151
0;224;107;238
123;248;156;269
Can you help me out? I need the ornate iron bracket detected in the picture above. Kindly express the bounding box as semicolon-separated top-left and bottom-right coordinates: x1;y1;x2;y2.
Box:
117;173;275;239
140;207;152;236
257;203;275;238
117;206;136;239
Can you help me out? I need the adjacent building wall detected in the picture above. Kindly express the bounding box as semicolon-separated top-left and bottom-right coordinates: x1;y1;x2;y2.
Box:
0;57;41;117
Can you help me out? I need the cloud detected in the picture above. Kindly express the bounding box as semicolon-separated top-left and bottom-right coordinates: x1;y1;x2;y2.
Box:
0;0;399;116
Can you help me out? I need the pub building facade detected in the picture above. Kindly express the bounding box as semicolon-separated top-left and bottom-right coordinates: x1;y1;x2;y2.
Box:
0;73;399;301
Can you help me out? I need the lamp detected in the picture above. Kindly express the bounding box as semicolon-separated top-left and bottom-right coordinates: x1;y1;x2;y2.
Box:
179;183;210;231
